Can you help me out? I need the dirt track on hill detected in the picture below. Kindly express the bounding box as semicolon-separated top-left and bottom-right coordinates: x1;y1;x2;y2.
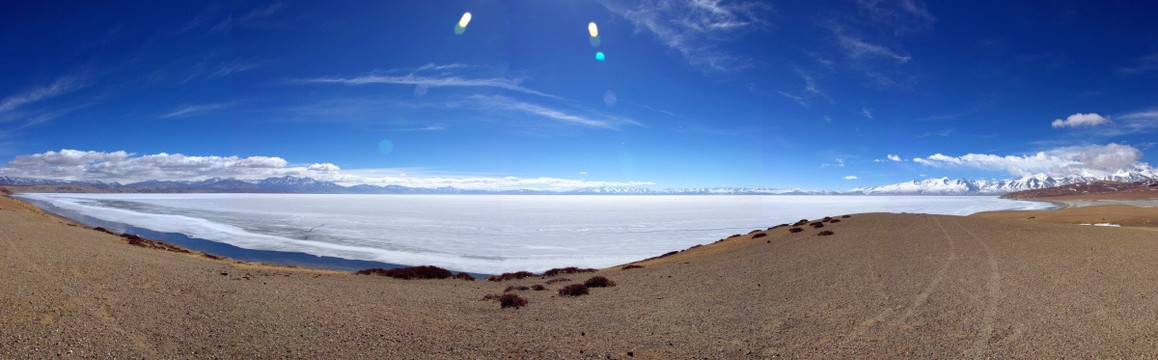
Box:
4;196;1158;358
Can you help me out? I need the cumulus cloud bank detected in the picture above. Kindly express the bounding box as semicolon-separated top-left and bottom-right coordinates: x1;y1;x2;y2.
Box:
1;149;652;191
913;143;1150;178
1051;113;1109;128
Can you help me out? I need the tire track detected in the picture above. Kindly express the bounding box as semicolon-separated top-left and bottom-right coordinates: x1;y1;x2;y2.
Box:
953;219;1000;357
886;216;957;331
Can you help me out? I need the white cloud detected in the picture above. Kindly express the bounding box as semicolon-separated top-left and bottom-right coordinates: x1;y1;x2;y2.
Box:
1;149;653;191
0;75;88;114
862;107;874;119
600;0;770;72
1114;110;1158;134
821;158;846;168
887;154;902;162
913;143;1150;178
1119;52;1158;74
294;65;559;100
834;31;911;64
1051;113;1110;128
162;103;228;118
471;95;641;130
308;163;340;172
843;175;858;180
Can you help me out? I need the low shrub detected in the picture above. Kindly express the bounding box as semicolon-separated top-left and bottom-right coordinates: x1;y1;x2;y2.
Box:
486;271;537;282
747;229;762;235
504;285;530;293
93;227;114;234
810;222;825;228
558;283;589;296
455;272;476;281
355;265;454;280
531;284;547;291
621;264;644;270
792;219;809;226
584;276;616;288
545;277;571;284
788;227;803;233
499;294;528;309
829;219;841;223
120;233;191;254
543;267;597;277
817;230;835;236
769;224;789;230
752;232;767;239
728;233;742;239
481;294;502;301
841;215;851;218
822;216;833;222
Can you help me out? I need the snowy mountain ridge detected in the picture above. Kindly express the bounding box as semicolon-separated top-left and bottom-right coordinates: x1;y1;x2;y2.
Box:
2;168;1155;195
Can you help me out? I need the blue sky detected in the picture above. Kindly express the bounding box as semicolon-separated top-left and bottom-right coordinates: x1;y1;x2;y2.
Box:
2;1;1157;190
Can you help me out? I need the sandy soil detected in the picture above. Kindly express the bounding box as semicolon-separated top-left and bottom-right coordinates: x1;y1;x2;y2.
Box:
4;195;1158;358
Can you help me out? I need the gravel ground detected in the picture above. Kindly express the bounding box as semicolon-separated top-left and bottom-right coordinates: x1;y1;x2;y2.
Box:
4;196;1158;358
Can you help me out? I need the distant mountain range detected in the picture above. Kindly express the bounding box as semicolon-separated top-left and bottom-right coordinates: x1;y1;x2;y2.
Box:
847;168;1157;195
2;168;1155;195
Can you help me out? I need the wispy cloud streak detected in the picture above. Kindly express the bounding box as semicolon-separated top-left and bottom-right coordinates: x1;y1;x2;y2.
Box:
0;76;88;114
599;0;771;72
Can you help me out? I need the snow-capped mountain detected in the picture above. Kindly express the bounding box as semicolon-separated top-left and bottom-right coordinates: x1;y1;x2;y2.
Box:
849;169;1157;195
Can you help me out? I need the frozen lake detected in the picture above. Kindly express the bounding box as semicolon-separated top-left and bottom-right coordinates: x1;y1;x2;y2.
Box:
17;193;1053;274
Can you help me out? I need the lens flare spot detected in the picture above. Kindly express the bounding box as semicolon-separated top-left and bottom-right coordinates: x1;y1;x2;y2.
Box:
595;52;605;62
454;12;471;35
588;22;599;38
378;140;394;156
588;35;601;47
603;90;617;107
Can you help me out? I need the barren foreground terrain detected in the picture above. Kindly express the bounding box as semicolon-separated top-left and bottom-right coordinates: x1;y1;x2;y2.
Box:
3;195;1158;358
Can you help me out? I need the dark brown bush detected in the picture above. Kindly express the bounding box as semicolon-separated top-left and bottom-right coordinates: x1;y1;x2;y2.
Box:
499;294;528;309
531;284;547;291
119;233;192;254
769;223;789;230
817;230;835;236
543;267;597;277
455;272;476;281
481;294;502;301
788;227;803;233
792;219;809;226
752;232;767;239
558;283;589;296
545;277;571;284
355;265;454;280
747;229;762;235
822;216;833;222
0;187;11;195
829;219;841;223
486;271;537;282
728;234;742;239
621;264;644;270
504;285;530;293
810;222;825;228
93;227;114;234
841;215;851;218
584;276;616;288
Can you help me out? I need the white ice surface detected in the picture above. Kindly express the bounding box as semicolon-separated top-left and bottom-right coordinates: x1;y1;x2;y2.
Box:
17;194;1053;274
